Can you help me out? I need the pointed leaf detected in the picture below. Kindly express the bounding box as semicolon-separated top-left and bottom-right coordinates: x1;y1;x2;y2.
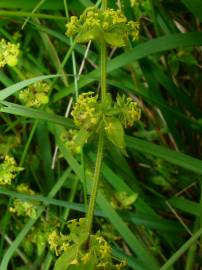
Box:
54;245;78;270
104;117;126;151
104;31;125;47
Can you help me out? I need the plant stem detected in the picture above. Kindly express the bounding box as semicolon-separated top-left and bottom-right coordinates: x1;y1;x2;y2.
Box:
101;0;107;100
102;0;107;10
86;0;107;235
101;40;107;100
86;130;104;233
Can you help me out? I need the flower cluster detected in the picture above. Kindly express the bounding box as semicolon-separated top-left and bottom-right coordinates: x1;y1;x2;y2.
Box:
63;92;140;154
48;218;126;269
0;155;23;185
48;230;70;256
48;218;87;257
66;7;139;46
115;94;141;127
0;39;20;68
61;92;100;154
62;92;99;155
19;81;50;108
71;92;98;128
9;184;38;218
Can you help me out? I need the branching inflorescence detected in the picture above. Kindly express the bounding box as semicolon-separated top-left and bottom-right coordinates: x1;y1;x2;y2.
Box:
66;7;139;47
62;92;140;155
48;218;126;269
50;3;141;269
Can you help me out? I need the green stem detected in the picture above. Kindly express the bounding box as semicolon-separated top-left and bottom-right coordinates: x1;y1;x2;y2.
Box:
86;130;104;234
101;40;107;100
101;0;107;101
102;0;107;10
86;0;107;235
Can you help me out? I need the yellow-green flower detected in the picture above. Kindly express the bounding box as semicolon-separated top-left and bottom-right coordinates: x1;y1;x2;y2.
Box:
66;7;139;46
0;39;20;68
115;94;141;127
9;184;38;218
48;218;126;269
71;92;99;128
19;81;50;108
0;155;23;185
48;230;70;256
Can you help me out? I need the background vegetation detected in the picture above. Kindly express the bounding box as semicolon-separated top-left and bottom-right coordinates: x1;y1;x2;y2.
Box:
0;0;202;269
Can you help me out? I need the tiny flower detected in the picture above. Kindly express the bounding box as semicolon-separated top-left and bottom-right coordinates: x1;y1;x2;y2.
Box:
115;94;141;127
127;21;140;41
48;230;70;256
71;92;99;128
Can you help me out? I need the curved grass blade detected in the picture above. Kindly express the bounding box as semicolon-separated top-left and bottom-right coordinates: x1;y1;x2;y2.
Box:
126;136;202;175
0;74;60;100
181;0;202;22
54;32;202;101
0;100;74;128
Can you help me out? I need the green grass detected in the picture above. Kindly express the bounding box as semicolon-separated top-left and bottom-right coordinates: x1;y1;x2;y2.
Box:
0;0;202;269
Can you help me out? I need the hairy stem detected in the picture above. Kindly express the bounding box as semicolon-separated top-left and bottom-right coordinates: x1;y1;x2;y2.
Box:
86;130;104;233
86;0;107;235
101;0;107;100
102;0;107;10
101;40;107;100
